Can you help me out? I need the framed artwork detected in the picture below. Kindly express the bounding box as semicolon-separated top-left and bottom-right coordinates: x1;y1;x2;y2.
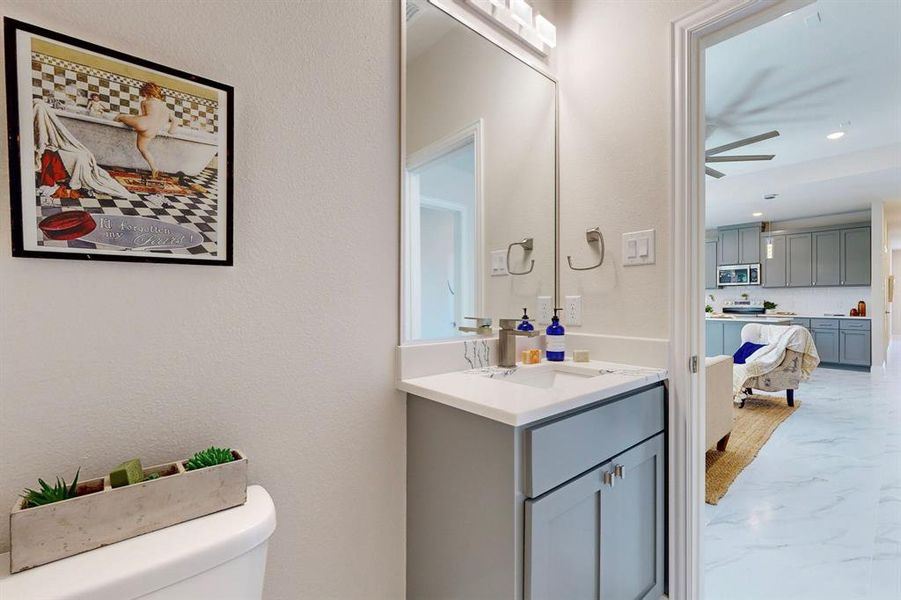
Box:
4;18;233;265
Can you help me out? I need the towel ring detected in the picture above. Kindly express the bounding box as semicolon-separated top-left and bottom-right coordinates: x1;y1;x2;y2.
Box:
567;227;605;271
506;237;535;276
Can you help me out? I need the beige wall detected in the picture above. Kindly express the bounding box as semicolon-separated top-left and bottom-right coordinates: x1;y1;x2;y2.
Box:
0;2;404;599
553;0;702;338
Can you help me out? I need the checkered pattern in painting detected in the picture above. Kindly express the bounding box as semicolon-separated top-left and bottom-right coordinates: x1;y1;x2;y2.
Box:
31;52;219;134
36;167;220;256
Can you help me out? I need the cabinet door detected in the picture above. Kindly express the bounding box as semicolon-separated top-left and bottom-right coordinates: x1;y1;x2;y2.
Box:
813;230;841;286
705;241;718;289
739;226;760;263
599;434;665;600
525;463;606;600
762;235;786;287
718;229;739;265
812;328;839;363
787;233;813;287
706;321;724;357
841;227;871;286
839;330;871;366
723;322;746;356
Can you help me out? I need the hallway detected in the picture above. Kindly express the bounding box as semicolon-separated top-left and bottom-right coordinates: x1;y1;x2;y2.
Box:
704;338;901;599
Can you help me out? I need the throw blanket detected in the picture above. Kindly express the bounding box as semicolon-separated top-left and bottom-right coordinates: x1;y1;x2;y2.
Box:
33;99;133;199
732;324;819;395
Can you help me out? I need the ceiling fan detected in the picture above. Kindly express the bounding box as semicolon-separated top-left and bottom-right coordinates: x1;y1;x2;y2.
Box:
705;130;780;178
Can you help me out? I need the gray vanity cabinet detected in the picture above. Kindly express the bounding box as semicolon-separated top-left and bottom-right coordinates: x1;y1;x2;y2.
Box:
787;233;813;287
841;227;871;286
705;241;718;289
525;434;664;600
813;230;841;286
761;234;786;287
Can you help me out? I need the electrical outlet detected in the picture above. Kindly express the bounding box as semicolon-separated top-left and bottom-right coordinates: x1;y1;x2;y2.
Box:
537;296;552;325
565;295;582;326
490;250;508;276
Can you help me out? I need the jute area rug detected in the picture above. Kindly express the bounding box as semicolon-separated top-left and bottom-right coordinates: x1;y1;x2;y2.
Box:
705;394;800;505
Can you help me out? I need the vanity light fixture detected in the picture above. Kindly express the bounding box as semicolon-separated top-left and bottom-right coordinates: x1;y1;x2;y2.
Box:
464;0;555;55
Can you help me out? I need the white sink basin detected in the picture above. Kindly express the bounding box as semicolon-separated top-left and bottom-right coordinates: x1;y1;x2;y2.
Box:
501;364;601;390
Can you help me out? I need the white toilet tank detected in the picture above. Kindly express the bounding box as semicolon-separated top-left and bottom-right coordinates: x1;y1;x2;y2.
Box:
0;485;276;600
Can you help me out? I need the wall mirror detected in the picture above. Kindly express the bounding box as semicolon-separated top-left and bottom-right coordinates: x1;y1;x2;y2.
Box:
402;0;557;343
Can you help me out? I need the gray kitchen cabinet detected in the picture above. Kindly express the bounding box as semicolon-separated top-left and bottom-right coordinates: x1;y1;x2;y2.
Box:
761;234;787;287
706;320;724;357
813;230;841;286
839;328;871;366
525;434;664;600
705;241;718;289
787;233;813;287
718;228;740;265
811;327;840;364
723;321;746;356
841;227;871;286
739;226;761;264
407;383;667;600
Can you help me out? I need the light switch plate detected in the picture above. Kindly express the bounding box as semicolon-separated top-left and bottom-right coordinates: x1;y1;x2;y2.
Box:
537;296;552;325
564;295;582;326
622;229;656;266
490;250;508;276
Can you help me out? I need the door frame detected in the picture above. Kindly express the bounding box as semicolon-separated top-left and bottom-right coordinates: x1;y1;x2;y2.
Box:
402;120;485;343
669;1;812;598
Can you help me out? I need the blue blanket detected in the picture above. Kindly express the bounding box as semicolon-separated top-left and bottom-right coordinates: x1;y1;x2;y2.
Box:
733;341;766;365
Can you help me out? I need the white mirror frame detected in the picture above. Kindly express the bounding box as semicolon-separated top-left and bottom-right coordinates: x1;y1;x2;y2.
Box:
399;0;560;346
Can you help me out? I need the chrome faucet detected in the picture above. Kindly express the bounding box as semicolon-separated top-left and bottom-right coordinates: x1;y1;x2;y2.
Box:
458;316;493;335
498;318;540;368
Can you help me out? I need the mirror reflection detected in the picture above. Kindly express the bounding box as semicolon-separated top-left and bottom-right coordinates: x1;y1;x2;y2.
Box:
403;1;557;342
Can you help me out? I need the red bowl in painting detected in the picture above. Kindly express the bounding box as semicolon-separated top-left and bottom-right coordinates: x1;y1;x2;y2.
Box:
38;211;97;240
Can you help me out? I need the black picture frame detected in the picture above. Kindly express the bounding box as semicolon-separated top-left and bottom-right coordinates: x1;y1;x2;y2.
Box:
4;17;234;266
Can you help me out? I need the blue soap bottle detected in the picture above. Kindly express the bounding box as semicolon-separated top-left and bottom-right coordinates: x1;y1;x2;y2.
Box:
517;308;534;332
545;308;565;362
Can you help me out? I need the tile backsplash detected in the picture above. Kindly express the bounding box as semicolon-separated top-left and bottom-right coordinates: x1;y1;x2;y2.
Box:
707;286;871;316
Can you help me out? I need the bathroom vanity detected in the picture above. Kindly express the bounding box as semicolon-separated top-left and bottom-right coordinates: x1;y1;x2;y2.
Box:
402;362;667;600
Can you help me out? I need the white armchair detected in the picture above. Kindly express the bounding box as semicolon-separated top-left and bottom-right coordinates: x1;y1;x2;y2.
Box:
736;323;819;408
706;355;734;451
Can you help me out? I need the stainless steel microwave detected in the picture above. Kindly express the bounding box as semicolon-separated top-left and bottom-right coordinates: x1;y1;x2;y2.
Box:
717;264;760;286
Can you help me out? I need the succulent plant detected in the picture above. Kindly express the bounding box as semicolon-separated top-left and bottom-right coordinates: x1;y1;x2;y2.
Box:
184;447;234;471
21;469;80;508
763;301;777;310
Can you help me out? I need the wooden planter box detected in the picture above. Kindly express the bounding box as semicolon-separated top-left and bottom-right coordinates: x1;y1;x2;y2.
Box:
9;449;247;573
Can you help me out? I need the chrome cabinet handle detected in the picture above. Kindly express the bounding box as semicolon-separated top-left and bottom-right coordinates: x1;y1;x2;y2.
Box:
506;238;535;276
614;464;625;479
603;470;615;487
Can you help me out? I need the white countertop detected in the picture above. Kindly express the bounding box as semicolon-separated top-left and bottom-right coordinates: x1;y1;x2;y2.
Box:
706;313;871;321
398;360;667;426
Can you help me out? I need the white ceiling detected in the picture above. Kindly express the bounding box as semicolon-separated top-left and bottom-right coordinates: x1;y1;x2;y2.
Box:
705;0;901;228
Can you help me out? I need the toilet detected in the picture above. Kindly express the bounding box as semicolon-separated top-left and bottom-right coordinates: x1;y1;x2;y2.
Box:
0;485;276;599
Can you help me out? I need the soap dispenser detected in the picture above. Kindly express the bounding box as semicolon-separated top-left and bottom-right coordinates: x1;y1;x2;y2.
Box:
517;308;534;332
545;308;565;362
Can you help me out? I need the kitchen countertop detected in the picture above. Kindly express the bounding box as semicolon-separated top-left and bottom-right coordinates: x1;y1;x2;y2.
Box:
398;359;667;426
706;313;871;321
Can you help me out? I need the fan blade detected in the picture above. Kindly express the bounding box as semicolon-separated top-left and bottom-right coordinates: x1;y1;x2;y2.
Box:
706;166;725;178
707;154;775;163
706;130;780;156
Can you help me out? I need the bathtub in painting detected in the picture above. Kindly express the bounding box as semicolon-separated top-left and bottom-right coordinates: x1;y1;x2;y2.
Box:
56;108;219;177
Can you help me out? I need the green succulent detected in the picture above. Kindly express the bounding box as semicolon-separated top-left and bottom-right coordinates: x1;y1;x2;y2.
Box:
763;301;778;310
21;469;80;508
184;447;234;471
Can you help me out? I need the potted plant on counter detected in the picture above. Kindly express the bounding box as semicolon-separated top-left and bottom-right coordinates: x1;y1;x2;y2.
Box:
764;301;778;314
9;446;247;573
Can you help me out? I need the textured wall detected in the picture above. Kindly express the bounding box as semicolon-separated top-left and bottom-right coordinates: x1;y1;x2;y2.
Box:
0;1;404;599
553;0;701;338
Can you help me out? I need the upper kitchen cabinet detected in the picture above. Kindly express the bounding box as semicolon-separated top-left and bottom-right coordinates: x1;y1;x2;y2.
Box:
717;224;760;265
840;227;871;286
761;234;786;287
787;233;813;287
705;240;718;289
813;230;841;286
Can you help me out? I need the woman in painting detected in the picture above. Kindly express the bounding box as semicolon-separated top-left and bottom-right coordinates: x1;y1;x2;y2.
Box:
114;82;178;179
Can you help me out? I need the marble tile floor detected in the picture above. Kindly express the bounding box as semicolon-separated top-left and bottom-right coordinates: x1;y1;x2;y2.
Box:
704;337;901;600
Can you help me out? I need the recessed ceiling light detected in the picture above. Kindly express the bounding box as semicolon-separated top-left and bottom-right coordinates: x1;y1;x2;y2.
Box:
752;212;763;217
827;131;845;140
